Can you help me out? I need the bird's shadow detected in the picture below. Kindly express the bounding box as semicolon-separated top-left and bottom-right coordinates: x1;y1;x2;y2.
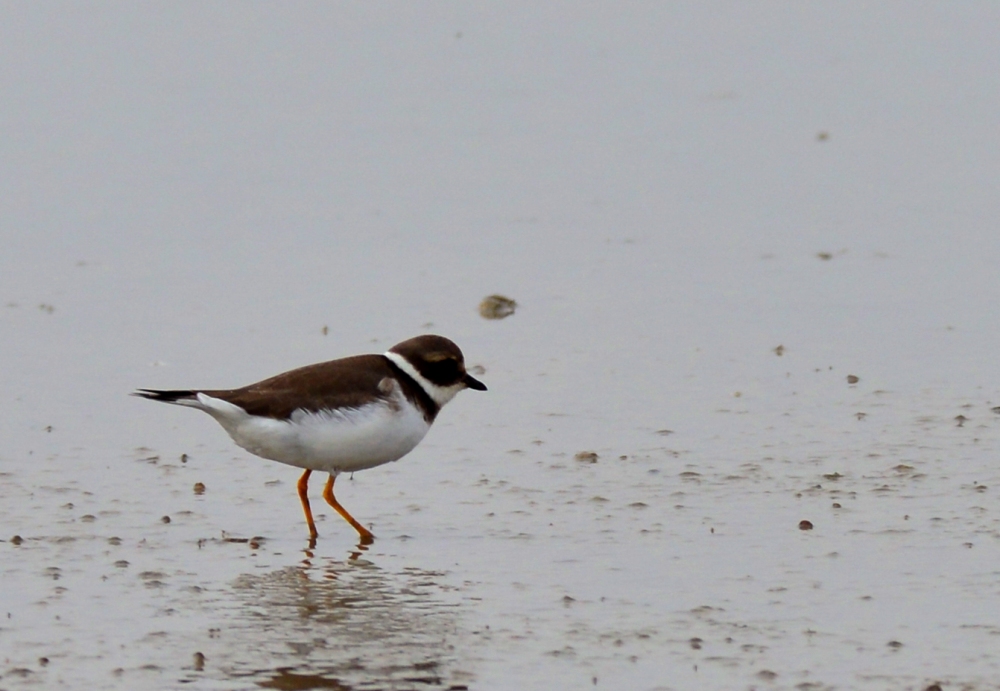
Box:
182;550;468;689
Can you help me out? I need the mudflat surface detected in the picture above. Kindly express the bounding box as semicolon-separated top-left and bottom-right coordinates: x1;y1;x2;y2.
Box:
3;4;1000;690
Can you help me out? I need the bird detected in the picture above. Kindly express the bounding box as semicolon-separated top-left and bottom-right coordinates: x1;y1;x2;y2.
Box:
134;334;486;544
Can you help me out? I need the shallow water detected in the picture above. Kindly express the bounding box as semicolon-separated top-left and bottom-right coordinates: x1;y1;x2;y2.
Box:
3;4;1000;690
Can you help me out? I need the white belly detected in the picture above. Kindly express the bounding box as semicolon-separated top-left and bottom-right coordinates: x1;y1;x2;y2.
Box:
195;392;431;474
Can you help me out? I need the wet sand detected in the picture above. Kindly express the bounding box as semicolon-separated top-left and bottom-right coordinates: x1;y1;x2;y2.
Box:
3;4;1000;690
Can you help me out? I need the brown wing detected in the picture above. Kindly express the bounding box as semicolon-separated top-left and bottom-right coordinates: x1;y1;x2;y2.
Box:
203;354;398;420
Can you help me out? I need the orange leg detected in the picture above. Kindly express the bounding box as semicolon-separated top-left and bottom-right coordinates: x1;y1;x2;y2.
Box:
323;474;375;544
297;469;319;540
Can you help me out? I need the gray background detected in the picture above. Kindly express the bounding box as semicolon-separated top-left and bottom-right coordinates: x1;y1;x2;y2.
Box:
2;4;1000;689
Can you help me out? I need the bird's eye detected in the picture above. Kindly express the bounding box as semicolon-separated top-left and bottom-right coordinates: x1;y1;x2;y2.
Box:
425;357;460;382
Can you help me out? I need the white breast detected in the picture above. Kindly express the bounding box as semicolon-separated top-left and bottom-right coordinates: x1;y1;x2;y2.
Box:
194;388;431;474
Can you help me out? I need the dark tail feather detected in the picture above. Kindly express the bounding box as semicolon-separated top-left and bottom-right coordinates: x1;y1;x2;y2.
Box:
133;389;198;403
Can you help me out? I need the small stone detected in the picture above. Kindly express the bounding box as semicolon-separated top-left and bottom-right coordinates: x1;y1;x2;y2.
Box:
193;482;206;495
11;535;23;545
847;375;859;384
161;515;171;524
574;451;598;463
478;295;517;320
798;520;814;531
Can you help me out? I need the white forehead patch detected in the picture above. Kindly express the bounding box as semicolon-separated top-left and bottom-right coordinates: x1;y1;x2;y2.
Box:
384;351;464;407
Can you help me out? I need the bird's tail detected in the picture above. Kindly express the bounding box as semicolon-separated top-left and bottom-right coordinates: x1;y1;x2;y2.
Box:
133;389;199;404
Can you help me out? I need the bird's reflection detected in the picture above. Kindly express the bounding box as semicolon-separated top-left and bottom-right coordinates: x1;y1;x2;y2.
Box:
303;536;371;562
218;553;469;690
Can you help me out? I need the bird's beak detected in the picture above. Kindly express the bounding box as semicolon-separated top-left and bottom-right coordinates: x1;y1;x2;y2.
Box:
464;373;487;391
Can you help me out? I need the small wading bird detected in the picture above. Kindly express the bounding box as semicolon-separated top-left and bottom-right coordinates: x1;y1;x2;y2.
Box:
135;335;486;544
